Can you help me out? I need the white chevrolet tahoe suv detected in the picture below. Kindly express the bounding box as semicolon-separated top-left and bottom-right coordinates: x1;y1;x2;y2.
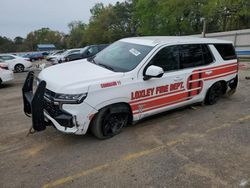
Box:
22;37;238;139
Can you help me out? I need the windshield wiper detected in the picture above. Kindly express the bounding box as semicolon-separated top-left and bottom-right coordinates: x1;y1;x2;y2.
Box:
97;63;114;71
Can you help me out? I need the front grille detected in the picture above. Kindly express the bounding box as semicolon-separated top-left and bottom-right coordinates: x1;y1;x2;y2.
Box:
44;98;61;117
43;89;74;128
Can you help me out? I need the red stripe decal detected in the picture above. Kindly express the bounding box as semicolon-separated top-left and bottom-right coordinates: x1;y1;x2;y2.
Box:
131;91;194;112
130;88;185;104
133;97;190;115
204;71;237;81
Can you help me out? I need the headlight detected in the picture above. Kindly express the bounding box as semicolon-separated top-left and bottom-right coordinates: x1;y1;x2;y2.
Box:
54;93;87;103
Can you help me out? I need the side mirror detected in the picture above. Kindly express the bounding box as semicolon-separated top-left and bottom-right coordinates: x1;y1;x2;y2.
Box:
144;65;164;80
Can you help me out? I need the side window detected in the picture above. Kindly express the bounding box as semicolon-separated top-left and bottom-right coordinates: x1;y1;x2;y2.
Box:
150;46;179;72
2;55;15;60
70;50;80;54
179;44;204;69
214;44;237;60
201;44;214;64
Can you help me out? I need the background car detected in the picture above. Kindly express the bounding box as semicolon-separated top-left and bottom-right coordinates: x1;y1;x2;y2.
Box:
28;52;44;62
0;59;9;70
42;51;50;57
0;54;32;72
0;68;14;85
53;49;82;64
46;50;65;62
64;44;109;62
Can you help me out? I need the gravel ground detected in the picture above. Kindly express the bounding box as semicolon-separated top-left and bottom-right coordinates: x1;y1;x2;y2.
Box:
0;62;249;188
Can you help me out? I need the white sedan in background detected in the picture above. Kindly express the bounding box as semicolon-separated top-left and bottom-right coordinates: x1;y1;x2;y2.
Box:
0;68;14;85
53;49;82;64
0;54;32;72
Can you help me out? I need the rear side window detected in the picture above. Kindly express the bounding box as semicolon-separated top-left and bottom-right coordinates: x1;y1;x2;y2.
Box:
214;44;237;60
179;44;204;69
179;44;213;69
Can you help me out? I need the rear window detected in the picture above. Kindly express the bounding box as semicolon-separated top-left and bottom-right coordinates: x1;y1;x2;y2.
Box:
214;44;237;60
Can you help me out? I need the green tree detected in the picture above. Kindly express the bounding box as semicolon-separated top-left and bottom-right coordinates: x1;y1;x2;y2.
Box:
24;28;66;50
203;0;250;32
66;21;87;48
84;1;137;44
0;36;15;53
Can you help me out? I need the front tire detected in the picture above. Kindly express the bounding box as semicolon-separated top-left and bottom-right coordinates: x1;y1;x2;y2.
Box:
91;105;129;139
205;82;223;105
15;64;24;73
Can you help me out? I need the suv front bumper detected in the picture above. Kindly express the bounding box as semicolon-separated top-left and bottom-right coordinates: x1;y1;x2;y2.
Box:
22;71;96;135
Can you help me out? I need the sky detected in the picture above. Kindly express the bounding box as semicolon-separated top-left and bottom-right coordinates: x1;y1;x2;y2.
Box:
0;0;121;39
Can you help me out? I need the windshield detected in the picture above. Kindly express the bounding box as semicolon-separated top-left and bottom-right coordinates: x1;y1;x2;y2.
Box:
92;41;153;72
61;50;70;56
80;46;89;53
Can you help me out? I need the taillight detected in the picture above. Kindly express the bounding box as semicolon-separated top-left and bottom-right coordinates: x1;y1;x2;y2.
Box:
237;58;240;72
0;65;8;70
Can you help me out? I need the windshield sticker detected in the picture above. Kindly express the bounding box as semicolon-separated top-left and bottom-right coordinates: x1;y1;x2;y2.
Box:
129;48;141;56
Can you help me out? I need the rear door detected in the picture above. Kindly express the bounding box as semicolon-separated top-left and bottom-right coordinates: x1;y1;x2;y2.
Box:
178;44;214;101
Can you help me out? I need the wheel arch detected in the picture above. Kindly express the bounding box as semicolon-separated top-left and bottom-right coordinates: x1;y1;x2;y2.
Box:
14;63;24;68
204;80;227;105
92;101;133;124
206;80;227;95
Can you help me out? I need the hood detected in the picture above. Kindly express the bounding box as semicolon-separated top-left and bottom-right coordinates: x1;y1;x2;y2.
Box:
38;59;123;93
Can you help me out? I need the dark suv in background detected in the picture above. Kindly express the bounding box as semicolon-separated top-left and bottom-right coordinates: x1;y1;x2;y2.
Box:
64;44;109;62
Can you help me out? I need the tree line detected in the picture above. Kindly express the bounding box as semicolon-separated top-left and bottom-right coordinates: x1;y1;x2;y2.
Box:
0;0;249;53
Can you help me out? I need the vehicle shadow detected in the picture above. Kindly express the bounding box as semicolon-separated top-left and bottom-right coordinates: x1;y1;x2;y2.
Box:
0;83;15;89
34;103;203;144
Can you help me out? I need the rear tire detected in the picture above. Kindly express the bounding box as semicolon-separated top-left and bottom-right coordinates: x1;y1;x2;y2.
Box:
91;105;129;139
205;82;223;105
15;64;24;73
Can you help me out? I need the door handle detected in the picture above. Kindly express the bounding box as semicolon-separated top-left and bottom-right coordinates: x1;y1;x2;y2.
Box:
205;70;213;75
174;77;183;81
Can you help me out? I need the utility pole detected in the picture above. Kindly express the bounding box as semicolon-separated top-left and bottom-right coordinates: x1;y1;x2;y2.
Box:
202;18;206;38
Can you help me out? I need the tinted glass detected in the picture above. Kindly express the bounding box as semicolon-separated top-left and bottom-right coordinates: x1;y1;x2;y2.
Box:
179;44;204;69
150;46;179;71
214;44;237;60
93;41;153;72
202;44;214;64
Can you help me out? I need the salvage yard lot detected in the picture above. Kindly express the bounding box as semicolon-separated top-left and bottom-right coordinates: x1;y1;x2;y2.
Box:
0;64;250;188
